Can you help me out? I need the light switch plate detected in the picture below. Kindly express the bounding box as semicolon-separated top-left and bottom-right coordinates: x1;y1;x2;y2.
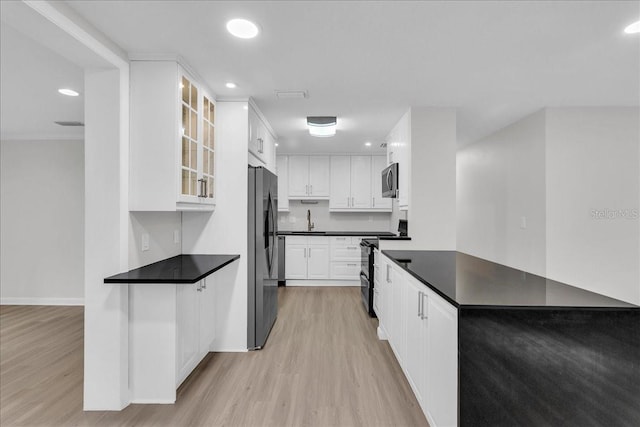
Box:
173;230;180;244
141;233;150;251
520;216;527;229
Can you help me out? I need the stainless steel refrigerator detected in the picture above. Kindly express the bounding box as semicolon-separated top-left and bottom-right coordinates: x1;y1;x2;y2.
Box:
248;166;278;350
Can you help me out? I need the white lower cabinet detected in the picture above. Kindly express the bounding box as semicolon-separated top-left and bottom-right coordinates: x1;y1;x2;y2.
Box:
285;236;329;280
329;236;362;280
130;276;217;404
379;254;458;427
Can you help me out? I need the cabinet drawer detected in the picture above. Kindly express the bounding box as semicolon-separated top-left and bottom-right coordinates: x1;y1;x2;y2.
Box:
329;236;351;246
285;236;308;245
331;246;361;261
330;262;361;280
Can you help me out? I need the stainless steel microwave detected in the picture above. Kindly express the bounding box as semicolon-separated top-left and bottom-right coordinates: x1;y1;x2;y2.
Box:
381;162;399;198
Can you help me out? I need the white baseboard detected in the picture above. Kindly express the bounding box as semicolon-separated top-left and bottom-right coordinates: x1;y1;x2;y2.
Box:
285;280;359;287
129;399;175;405
0;297;84;306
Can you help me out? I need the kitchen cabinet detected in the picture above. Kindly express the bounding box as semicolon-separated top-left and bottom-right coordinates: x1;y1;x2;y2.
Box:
288;156;330;199
248;103;276;173
329;155;391;212
285;236;329;279
378;253;458;427
373;249;382;317
130;60;215;211
371;155;393;210
329;236;362;280
386;111;410;210
276;156;289;212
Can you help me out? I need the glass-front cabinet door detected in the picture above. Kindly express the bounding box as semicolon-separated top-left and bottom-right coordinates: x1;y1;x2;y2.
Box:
180;75;199;203
177;72;215;207
201;95;215;203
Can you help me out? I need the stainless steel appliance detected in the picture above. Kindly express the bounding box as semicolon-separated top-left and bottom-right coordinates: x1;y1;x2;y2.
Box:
381;162;399;198
398;219;408;236
248;166;278;349
360;239;377;317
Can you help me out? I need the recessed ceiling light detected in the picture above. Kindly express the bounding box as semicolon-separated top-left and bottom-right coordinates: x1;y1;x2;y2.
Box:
307;116;337;138
275;143;279;147
365;142;372;147
624;20;640;34
58;88;79;97
226;82;237;89
243;105;248;110
226;18;259;39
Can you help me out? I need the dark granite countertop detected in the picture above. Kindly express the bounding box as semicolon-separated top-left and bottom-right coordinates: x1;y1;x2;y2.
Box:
278;231;396;237
381;250;638;309
104;254;240;284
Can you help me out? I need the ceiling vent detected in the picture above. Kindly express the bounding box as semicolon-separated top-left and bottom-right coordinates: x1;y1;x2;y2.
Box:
54;121;84;127
275;90;308;100
380;142;387;148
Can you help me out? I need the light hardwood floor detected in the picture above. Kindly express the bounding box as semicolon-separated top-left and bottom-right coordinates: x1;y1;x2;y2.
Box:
1;287;428;427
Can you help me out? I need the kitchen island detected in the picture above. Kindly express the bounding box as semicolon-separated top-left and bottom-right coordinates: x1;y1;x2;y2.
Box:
378;250;639;427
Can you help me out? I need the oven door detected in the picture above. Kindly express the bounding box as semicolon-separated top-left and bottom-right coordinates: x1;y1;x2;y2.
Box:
360;271;371;314
361;242;371;277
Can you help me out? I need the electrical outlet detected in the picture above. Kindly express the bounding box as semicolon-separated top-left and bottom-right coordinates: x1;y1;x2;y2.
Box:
173;230;180;244
141;233;150;251
520;216;527;229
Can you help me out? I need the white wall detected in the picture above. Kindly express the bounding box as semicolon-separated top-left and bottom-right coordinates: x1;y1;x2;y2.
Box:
0;139;85;304
406;107;457;249
457;107;639;304
182;101;248;352
128;212;181;269
545;108;639;304
457;110;547;275
278;200;391;232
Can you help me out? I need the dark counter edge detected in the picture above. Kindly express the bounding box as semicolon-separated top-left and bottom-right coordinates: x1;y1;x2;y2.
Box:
104;254;240;284
381;250;639;310
278;231;397;237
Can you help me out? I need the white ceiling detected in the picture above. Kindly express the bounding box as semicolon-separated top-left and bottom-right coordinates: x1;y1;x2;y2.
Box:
5;1;640;152
0;1;109;141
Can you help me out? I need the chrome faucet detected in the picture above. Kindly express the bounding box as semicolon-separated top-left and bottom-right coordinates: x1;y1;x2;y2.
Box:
307;209;315;232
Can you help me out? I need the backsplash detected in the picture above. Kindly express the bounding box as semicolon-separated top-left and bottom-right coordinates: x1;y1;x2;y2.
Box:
129;212;182;269
279;200;392;232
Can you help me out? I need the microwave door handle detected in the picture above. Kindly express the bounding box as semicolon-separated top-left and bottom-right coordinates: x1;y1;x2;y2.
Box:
387;170;392;192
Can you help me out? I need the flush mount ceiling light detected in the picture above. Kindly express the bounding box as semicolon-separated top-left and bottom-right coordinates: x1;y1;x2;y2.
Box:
307;116;337;138
226;18;259;39
225;82;237;89
365;142;372;147
624;20;640;34
58;88;79;97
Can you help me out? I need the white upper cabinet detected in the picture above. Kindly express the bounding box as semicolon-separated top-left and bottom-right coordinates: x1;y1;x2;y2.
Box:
329;155;391;212
329;156;351;209
288;156;330;199
130;60;216;211
248;102;276;173
276;156;289;212
386;111;410;211
372;155;393;210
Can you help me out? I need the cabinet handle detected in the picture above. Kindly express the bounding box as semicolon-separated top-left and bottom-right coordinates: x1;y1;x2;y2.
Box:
373;197;375;207
418;291;422;317
421;293;428;319
386;264;391;283
306;184;309;195
347;246;357;249
304;248;307;258
203;179;208;198
347;197;350;207
310;185;313;194
347;263;357;266
202;280;207;290
197;283;202;292
198;178;206;197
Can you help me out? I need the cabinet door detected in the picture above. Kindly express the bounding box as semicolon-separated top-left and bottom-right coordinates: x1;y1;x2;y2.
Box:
176;283;200;386
397;113;410;210
308;156;330;197
404;277;426;405
350;156;372;209
285;243;307;279
178;73;201;204
371;155;392;210
201;92;216;204
390;265;405;365
198;278;216;358
307;245;330;279
276;156;289;211
329;156;351;209
288;156;309;197
247;106;261;159
425;292;458;427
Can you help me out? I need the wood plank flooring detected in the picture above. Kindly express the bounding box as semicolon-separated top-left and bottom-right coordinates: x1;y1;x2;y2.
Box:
0;287;428;427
